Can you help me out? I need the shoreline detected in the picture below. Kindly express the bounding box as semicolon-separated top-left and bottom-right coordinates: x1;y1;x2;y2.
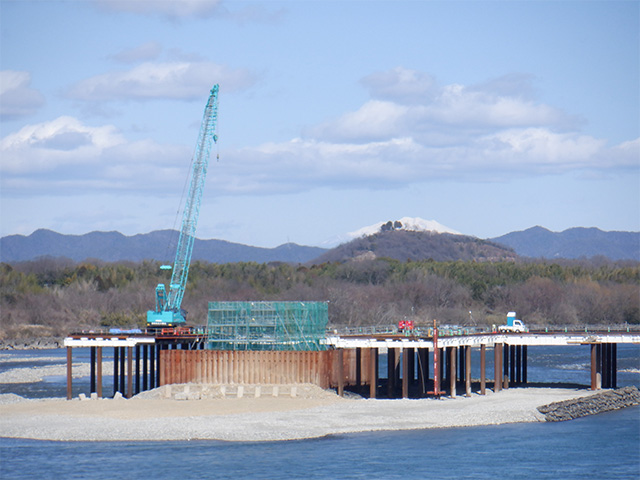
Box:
0;386;608;443
0;338;63;350
1;346;638;443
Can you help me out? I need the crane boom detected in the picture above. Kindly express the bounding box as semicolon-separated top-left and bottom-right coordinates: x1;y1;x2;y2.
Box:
147;84;219;327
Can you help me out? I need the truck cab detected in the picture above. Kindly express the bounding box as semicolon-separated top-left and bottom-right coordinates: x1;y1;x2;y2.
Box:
498;311;526;333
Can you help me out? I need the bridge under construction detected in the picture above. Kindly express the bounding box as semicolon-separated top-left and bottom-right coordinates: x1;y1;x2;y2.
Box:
63;326;639;400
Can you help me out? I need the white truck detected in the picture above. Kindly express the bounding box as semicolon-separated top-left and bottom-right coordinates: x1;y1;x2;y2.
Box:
498;312;526;333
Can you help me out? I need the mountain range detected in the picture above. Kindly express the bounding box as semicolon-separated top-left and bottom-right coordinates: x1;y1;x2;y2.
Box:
1;220;638;264
0;229;325;264
489;226;639;261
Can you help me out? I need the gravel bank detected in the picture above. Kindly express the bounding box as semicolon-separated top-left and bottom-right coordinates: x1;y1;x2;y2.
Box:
0;386;598;442
537;386;640;421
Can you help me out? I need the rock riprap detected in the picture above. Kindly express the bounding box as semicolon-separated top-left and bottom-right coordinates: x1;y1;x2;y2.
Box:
537;386;640;422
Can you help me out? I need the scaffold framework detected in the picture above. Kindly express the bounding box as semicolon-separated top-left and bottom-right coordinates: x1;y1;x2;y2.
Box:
206;301;329;351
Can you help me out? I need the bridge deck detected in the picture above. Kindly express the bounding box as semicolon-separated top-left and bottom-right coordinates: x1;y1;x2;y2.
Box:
325;331;640;349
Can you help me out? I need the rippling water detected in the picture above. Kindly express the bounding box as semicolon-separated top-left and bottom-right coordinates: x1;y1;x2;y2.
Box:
1;406;638;480
1;345;639;479
1;344;639;399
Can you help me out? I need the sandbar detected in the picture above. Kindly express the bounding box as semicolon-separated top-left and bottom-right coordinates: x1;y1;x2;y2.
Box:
0;386;597;442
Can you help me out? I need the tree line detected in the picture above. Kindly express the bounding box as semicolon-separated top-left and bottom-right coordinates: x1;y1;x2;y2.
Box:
1;256;638;340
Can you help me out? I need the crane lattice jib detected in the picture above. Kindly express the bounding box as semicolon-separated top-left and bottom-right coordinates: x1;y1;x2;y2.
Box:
166;84;219;312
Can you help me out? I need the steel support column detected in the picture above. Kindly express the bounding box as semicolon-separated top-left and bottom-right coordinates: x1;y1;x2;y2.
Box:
444;347;450;387
602;343;610;388
515;345;521;385
119;347;126;394
387;348;396;398
465;345;471;397
355;348;362;387
611;343;618;388
149;344;155;389
127;346;133;399
142;344;148;391
590;343;597;390
96;346;103;398
113;346;119;396
66;346;73;400
408;348;416;386
591;343;598;390
155;344;161;388
449;347;457;398
480;344;486;395
494;343;502;392
369;348;378;399
428;345;444;398
509;344;516;386
337;348;344;397
418;348;428;397
135;344;140;395
90;346;96;393
402;348;410;398
596;343;602;389
522;345;528;384
503;344;510;389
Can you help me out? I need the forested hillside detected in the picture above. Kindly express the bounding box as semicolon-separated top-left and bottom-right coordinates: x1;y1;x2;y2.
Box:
314;230;518;263
1;256;638;341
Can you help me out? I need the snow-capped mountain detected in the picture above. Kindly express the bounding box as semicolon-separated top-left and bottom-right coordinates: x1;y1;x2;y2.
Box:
348;217;461;239
322;217;461;246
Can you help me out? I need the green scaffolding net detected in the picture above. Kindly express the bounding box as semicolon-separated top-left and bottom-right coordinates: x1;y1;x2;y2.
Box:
206;301;329;351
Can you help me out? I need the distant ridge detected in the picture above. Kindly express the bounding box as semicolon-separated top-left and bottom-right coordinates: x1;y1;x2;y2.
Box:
2;224;638;264
490;226;640;261
0;229;327;264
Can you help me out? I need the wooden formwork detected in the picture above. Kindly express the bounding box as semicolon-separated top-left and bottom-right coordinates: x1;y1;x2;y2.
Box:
159;349;343;389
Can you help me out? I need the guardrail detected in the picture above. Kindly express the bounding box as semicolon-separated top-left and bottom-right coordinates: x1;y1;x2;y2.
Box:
328;324;640;337
70;323;640;340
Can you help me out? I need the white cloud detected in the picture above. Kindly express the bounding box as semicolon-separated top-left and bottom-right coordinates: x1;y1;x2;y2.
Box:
1;116;124;173
0;71;46;120
318;69;575;146
308;101;409;142
424;83;570;129
224;129;636;195
481;128;607;167
3;68;637;202
0;116;190;194
606;138;640;168
262;67;635;188
66;61;255;101
97;0;223;19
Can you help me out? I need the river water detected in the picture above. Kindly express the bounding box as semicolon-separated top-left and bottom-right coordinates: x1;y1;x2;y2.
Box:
1;345;639;479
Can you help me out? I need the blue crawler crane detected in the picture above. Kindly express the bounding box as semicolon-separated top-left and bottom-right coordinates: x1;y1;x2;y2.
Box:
147;85;219;327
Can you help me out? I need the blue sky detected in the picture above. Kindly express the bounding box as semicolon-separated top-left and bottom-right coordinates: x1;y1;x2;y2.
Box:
1;0;638;248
